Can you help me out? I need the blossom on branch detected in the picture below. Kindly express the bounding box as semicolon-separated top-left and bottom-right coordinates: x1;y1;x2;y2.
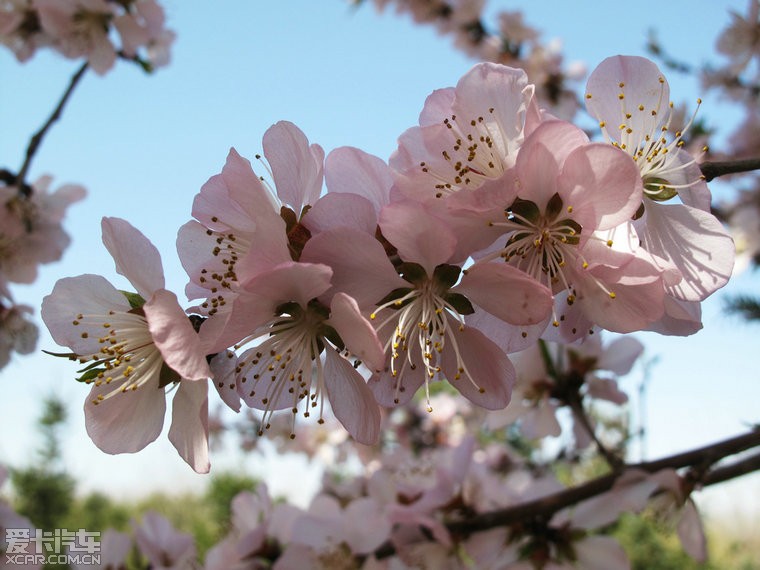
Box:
41;217;213;472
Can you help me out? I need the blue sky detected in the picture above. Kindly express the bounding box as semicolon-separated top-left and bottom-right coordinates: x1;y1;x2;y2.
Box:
1;0;757;518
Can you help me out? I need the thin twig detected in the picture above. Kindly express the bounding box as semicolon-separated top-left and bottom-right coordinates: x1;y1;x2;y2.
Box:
568;397;624;471
700;158;760;182
16;62;88;190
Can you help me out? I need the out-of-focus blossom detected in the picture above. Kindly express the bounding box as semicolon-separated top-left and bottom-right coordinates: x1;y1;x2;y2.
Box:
0;302;37;370
1;0;175;71
133;511;197;570
0;176;85;299
715;0;760;76
487;333;642;444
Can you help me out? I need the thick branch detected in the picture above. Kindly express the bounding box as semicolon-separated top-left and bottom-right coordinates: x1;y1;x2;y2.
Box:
700;158;760;182
374;428;760;558
447;428;760;535
16;62;88;189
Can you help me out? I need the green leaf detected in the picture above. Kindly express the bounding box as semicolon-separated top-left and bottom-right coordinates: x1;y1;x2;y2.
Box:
120;291;146;309
76;367;105;384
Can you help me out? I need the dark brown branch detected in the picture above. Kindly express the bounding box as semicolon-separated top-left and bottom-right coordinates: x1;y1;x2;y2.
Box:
702;451;760;487
447;428;760;535
373;428;760;558
16;62;88;189
700;158;760;182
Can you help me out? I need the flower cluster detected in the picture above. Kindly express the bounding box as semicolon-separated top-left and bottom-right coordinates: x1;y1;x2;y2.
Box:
360;0;585;119
0;175;84;369
0;0;175;73
41;55;734;475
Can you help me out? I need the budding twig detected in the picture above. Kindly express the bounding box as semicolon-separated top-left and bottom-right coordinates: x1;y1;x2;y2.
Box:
16;62;88;190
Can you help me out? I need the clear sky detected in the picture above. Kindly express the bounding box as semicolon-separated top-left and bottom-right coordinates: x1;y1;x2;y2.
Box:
1;0;757;524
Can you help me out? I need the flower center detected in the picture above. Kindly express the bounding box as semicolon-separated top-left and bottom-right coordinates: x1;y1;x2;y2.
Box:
492;194;582;292
370;263;481;409
71;308;165;405
587;79;708;203
234;300;339;438
419;108;511;198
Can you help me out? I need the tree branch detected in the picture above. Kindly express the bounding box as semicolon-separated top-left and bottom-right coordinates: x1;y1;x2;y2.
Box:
373;428;760;558
16;62;88;191
700;158;760;182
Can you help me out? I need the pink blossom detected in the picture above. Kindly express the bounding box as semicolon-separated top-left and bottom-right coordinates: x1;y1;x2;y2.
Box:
177;121;325;310
585;55;735;303
301;202;553;412
113;0;175;69
199;260;385;445
133;511;197;570
0;176;85;298
0;0;51;62
477;119;669;339
391;62;538;205
487;333;641;444
0;302;38;370
35;0;118;75
41;217;213;472
274;494;392;568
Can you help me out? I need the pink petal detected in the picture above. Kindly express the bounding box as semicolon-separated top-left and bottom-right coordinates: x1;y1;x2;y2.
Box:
576;256;666;334
440;326;514;409
562;144;644;230
101;217;164;298
302;192;377;235
574;536;630;570
677;499;707;562
263;121;324;214
168;378;210;473
343;498;392;554
325;146;392;213
418;87;455;126
597;336;644;375
586;55;669;146
379;201;456;274
323;349;382;445
455;262;553;326
209;351;242;412
368;364;425;408
301;227;407;310
41;274;130;355
144;289;211;381
466;308;550;354
638;202;735;301
646;296;703;336
85;380;166;454
452;63;534;166
328;293;385;372
240;261;332;308
515;120;589;208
